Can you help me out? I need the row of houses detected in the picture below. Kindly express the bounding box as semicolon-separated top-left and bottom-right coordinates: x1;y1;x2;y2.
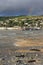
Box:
0;17;43;30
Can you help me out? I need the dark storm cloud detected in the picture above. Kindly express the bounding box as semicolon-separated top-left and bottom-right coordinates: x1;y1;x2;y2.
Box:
0;0;43;16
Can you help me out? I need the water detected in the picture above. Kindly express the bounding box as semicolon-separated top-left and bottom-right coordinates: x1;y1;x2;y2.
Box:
0;29;43;38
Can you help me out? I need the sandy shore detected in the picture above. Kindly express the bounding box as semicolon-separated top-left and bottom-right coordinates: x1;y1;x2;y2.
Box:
14;37;43;52
15;38;43;47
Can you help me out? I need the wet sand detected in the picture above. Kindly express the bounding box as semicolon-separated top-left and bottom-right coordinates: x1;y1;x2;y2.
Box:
15;38;43;47
0;30;43;65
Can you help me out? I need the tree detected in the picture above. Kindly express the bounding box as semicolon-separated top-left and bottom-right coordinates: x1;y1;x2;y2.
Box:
19;21;24;28
8;20;14;27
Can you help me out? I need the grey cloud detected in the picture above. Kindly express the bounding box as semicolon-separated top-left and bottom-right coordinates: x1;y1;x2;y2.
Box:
0;0;43;16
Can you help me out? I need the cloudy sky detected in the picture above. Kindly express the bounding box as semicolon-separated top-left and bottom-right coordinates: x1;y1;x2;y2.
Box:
0;0;43;16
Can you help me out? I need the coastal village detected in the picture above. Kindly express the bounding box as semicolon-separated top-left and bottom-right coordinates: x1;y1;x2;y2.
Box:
0;16;43;30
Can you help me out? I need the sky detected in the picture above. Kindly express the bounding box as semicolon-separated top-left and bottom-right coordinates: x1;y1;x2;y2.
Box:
0;0;43;16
